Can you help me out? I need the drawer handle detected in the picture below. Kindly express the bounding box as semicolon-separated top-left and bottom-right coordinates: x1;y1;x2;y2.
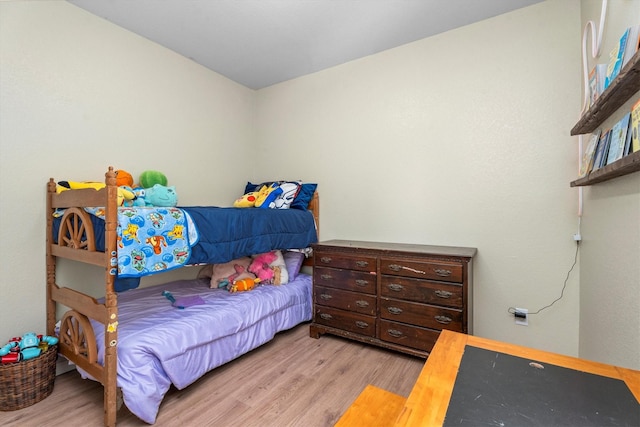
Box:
355;321;369;329
387;329;404;338
355;260;369;267
388;264;426;275
355;279;369;287
387;306;403;315
355;300;369;308
320;293;332;300
388;283;404;292
320;256;332;263
435;315;452;324
320;274;333;280
434;268;452;277
319;313;333;320
434;290;453;299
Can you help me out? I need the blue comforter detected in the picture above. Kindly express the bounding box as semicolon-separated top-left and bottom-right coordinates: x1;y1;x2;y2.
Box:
184;206;317;263
53;205;318;270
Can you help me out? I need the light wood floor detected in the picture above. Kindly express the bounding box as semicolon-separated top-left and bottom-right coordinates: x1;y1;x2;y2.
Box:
0;323;424;427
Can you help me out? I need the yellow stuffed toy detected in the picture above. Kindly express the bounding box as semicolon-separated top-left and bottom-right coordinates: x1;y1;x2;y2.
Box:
233;191;258;208
57;180;135;206
56;180;104;193
254;183;282;208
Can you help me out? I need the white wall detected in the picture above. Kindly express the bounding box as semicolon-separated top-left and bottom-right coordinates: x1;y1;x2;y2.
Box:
578;0;640;370
0;2;255;338
256;0;584;356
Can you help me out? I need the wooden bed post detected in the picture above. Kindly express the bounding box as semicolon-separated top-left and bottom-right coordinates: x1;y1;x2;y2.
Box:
103;167;119;427
309;191;319;240
46;179;57;337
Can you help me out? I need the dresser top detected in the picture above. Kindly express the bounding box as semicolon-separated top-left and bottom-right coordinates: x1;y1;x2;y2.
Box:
314;240;477;258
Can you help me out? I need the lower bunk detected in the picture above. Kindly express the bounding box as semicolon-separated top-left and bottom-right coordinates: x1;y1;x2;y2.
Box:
67;274;312;424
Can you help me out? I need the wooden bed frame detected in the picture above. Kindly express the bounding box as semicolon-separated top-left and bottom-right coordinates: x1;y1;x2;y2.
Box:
45;167;319;426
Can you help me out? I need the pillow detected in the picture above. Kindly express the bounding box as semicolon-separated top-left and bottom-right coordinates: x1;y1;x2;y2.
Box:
290;183;317;210
254;183;283;209
270;250;289;284
197;264;214;279
273;182;301;209
209;257;252;288
233;191;258;208
244;181;316;210
283;251;305;281
244;181;264;194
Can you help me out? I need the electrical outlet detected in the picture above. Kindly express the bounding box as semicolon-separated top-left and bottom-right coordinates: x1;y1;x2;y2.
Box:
515;307;528;326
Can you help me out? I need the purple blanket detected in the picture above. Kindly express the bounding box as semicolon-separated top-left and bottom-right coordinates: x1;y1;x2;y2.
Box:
80;275;312;424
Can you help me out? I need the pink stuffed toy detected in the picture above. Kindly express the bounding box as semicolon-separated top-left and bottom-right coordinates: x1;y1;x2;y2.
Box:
248;251;278;283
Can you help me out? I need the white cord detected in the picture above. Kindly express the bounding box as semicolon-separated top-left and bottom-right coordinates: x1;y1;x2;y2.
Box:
577;0;608;219
580;0;607;116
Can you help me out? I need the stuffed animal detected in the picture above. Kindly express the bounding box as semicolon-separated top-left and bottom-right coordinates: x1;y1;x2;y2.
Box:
272;266;282;286
115;170;134;187
137;184;177;207
117;186;136;206
139;170;168;189
233;191;258;208
56;180;104;193
228;277;260;293
217;263;254;288
57;181;135;206
254;183;283;209
248;251;278;283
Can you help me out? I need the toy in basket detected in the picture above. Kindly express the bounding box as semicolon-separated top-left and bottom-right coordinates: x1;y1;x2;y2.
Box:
0;333;59;411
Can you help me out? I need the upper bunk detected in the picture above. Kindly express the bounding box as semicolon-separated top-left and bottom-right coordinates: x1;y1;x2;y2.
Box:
46;167;319;275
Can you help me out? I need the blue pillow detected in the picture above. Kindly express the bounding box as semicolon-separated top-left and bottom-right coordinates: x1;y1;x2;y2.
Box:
290;183;317;210
244;181;266;194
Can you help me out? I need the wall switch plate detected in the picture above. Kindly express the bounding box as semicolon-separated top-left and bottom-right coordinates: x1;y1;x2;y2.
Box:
515;307;528;326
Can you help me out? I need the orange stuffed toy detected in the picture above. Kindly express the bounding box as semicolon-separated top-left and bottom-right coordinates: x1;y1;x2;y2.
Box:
115;170;134;187
228;277;260;293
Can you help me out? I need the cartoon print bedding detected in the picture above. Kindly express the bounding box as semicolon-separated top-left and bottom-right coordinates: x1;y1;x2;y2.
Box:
52;205;318;278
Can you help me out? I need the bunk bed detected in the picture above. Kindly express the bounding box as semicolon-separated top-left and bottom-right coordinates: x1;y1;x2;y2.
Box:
46;167;319;426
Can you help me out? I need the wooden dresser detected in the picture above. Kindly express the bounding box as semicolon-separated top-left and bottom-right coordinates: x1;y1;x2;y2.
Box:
309;240;476;357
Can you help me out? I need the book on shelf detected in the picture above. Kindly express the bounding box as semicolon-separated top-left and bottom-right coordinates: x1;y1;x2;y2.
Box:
605;27;630;89
631;99;640;153
579;129;602;177
622;25;640;68
605;112;631;165
591;128;611;171
623;115;634;156
588;64;607;107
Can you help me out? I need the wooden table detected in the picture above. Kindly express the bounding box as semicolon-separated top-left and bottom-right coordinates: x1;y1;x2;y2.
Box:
394;330;640;426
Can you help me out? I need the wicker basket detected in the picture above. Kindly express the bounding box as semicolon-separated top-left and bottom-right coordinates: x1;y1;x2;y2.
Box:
0;345;57;411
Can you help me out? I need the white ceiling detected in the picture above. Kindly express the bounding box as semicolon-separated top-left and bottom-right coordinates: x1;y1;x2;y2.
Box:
68;0;543;90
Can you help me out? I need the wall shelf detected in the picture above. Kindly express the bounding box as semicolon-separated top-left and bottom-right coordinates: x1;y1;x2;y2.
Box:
571;150;640;187
571;51;640;136
569;50;640;187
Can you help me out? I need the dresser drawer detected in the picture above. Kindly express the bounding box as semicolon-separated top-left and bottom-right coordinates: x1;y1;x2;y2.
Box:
314;286;376;315
380;258;462;283
315;252;377;272
380;298;463;331
379;319;440;352
314;306;376;337
313;266;376;294
380;275;462;308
